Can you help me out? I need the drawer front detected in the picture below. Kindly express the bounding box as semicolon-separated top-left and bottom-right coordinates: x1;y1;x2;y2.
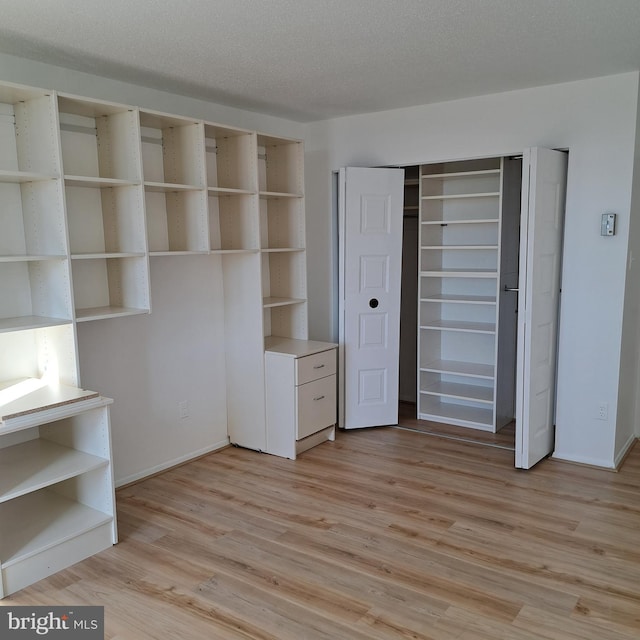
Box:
296;349;337;385
296;375;337;440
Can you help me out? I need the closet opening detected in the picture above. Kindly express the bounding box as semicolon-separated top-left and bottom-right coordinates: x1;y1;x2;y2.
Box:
338;149;567;468
398;156;522;448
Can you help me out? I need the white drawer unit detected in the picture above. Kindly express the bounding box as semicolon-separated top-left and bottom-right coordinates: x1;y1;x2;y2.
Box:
265;337;338;459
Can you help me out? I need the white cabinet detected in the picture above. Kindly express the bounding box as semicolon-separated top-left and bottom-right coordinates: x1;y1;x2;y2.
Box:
417;158;519;432
264;338;337;459
0;384;117;598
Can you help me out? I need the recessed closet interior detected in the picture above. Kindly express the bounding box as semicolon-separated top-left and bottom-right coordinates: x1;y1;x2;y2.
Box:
399;156;524;436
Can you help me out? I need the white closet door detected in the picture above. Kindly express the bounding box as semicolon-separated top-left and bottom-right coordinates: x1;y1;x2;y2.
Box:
516;148;568;469
339;167;404;429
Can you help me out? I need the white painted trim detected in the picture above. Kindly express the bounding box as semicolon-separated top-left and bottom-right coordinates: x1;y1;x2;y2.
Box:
551;451;615;469
614;433;637;469
114;437;230;487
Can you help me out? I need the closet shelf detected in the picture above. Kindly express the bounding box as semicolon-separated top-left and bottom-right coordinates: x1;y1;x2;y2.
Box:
210;249;259;255
421;219;499;226
422;169;501;180
208;186;256;196
261;247;305;253
421;380;494;404
421;245;499;251
420;269;498;278
71;253;145;260
64;176;139;188
0;255;66;263
149;251;208;257
420;320;496;334
263;297;306;309
0;170;58;183
143;181;203;193
420;294;496;305
422;192;500;200
259;191;303;199
0;490;111;567
418;399;493;430
0;316;71;334
420;359;495;380
0;440;108;503
75;306;148;322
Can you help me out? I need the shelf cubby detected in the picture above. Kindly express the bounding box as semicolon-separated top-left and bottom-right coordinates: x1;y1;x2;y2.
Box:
257;135;304;196
146;188;208;254
263;301;308;341
140;111;205;189
259;195;305;250
209;193;258;252
58;95;141;183
0;83;60;178
66;183;147;256
71;256;149;321
0;260;73;331
204;123;256;193
0;324;78;388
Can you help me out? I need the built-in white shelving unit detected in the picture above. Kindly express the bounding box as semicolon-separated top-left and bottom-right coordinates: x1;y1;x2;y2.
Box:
0;79;315;595
417;158;507;431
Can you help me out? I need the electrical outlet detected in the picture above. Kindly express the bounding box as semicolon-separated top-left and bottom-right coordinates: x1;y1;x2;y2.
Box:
178;400;189;419
597;402;608;421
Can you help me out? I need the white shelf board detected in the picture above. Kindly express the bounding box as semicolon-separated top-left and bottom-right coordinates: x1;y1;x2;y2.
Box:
143;181;203;193
422;169;501;180
421;359;495;380
265;336;337;357
64;176;139;188
418;400;493;430
422;192;500;200
261;247;305;253
208;186;256;196
0;439;108;503
421;269;498;278
0;316;71;334
0;380;99;423
259;191;303;199
149;251;209;257
263;297;306;308
420;320;496;334
75;306;148;322
0;255;67;263
0;489;112;567
71;252;145;260
422;381;494;404
421;219;500;226
0;170;58;183
421;245;499;251
420;294;496;305
210;249;259;255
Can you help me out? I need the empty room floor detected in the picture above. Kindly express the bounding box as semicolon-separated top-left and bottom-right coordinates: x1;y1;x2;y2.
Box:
4;427;640;640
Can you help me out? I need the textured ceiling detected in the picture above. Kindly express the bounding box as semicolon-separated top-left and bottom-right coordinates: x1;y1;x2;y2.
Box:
0;0;639;122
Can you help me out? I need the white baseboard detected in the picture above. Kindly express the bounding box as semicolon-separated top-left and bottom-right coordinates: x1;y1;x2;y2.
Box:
551;450;616;469
115;437;230;487
614;434;637;469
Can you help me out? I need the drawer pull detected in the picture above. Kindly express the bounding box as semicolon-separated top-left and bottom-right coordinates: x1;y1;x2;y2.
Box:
313;395;326;401
313;364;325;369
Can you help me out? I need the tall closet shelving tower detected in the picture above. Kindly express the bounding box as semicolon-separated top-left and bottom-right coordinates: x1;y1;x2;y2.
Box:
417;158;514;432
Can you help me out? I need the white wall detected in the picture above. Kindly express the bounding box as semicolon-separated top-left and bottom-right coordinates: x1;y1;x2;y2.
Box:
304;72;640;468
0;53;304;485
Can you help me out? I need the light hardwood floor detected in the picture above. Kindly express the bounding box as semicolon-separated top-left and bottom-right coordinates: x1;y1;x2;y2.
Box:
4;427;640;640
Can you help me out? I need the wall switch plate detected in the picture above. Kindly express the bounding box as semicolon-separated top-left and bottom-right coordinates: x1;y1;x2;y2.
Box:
601;213;616;236
178;400;189;419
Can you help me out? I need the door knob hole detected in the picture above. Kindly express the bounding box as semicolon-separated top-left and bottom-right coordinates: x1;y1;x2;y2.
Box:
369;298;379;309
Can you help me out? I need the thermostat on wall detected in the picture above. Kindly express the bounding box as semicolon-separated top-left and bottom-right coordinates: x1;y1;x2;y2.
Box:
601;213;616;236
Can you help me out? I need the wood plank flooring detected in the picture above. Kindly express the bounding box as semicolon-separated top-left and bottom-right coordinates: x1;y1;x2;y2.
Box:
5;427;640;639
